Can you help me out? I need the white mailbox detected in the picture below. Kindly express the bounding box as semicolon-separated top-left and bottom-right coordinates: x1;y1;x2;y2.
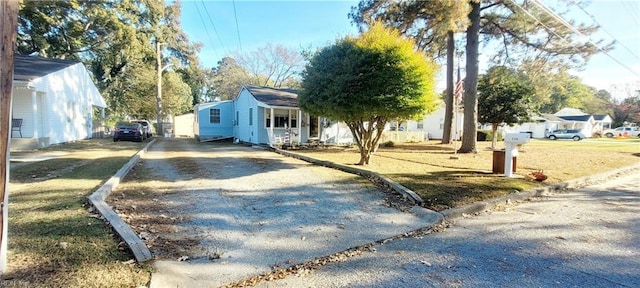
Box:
504;133;531;144
503;133;530;177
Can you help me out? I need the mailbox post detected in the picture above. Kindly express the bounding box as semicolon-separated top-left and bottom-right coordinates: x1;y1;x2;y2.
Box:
504;133;530;177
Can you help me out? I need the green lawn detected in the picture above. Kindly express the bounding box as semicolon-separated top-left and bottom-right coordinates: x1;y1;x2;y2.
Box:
293;139;640;210
6;139;151;287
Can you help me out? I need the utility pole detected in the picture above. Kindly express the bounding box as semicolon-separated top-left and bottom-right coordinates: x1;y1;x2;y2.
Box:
156;41;163;136
0;0;19;274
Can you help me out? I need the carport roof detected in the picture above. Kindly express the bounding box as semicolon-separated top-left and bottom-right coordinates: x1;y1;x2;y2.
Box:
13;54;80;81
244;85;299;108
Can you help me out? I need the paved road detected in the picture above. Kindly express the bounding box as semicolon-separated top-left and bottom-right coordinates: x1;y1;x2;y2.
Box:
258;171;640;287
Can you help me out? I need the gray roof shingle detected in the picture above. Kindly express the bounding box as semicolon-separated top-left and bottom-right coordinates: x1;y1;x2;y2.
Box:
244;85;299;108
558;115;593;122
13;54;79;81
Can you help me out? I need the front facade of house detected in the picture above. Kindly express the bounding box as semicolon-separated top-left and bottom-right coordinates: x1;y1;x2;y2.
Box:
195;85;352;145
421;104;464;140
11;55;107;150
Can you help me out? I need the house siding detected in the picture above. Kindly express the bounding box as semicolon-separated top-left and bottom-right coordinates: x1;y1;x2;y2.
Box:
423;104;463;140
194;101;234;140
12;62;105;146
233;89;260;143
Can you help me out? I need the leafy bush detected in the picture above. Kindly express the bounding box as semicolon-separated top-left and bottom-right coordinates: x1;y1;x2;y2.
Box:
477;129;503;141
380;141;395;147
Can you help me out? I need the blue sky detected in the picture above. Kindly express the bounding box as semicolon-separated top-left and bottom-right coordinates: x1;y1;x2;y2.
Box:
179;0;640;99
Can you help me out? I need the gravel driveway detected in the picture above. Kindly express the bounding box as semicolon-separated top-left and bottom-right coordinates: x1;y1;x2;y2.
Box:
117;139;441;287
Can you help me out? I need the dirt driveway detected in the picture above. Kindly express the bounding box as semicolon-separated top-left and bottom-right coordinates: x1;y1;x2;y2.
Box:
109;138;441;287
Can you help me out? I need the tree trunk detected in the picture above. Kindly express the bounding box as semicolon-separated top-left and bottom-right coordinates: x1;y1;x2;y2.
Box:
348;119;385;165
459;1;480;153
442;31;455;144
0;0;18;273
491;123;498;150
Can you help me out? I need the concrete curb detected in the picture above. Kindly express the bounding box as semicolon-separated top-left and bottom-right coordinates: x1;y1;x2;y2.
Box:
88;139;157;262
273;148;423;203
273;147;640;224
440;161;640;221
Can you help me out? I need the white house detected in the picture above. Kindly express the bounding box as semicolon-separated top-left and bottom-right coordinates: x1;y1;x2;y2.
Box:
593;114;613;132
421;103;464;140
557;115;596;136
195;85;354;146
503;113;564;138
11;54;107;150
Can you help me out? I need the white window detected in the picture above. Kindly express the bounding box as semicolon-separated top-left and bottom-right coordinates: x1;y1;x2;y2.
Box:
417;121;424;129
274;109;289;128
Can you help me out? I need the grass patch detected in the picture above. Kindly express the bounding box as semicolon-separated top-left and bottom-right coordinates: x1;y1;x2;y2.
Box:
6;138;151;287
295;139;640;211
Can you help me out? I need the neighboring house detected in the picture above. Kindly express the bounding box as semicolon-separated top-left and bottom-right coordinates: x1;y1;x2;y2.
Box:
557;115;596;136
503;114;564;138
11;54;107;150
593;114;613;132
554;107;587;116
422;104;464;140
195;85;354;145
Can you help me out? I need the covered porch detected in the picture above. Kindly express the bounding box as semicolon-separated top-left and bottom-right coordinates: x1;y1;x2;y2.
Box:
262;106;320;146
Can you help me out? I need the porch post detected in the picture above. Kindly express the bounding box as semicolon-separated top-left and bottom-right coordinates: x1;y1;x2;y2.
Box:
31;90;37;139
297;110;302;144
269;107;274;145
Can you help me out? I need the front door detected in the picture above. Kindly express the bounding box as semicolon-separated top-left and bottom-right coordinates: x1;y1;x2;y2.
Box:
309;115;319;139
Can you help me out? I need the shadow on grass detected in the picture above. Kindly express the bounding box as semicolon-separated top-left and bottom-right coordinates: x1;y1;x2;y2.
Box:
389;170;540;211
379;143;456;153
375;153;485;171
10;156;131;183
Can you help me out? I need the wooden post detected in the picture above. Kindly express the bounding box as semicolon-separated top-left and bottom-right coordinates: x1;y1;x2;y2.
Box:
0;0;19;274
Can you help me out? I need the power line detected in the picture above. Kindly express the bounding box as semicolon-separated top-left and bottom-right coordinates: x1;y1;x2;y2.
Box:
507;0;583;55
569;0;640;62
193;1;220;61
517;0;640;79
200;0;229;56
232;0;243;52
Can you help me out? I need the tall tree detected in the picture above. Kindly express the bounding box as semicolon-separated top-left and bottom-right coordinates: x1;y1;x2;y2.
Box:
460;1;481;153
17;0;203;123
351;0;613;153
299;23;438;165
612;94;640;127
350;0;469;144
478;66;535;149
211;57;257;100
233;43;304;88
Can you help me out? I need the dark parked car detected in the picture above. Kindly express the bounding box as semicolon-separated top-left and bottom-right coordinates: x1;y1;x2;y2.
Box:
113;122;144;142
548;129;587;141
131;120;153;139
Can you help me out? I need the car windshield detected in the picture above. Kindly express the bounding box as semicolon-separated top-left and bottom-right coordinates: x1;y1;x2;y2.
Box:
117;123;139;129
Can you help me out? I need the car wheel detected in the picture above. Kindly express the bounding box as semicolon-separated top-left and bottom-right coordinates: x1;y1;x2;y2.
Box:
605;133;614;138
113;138;118;142
549;135;557;140
572;136;581;141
